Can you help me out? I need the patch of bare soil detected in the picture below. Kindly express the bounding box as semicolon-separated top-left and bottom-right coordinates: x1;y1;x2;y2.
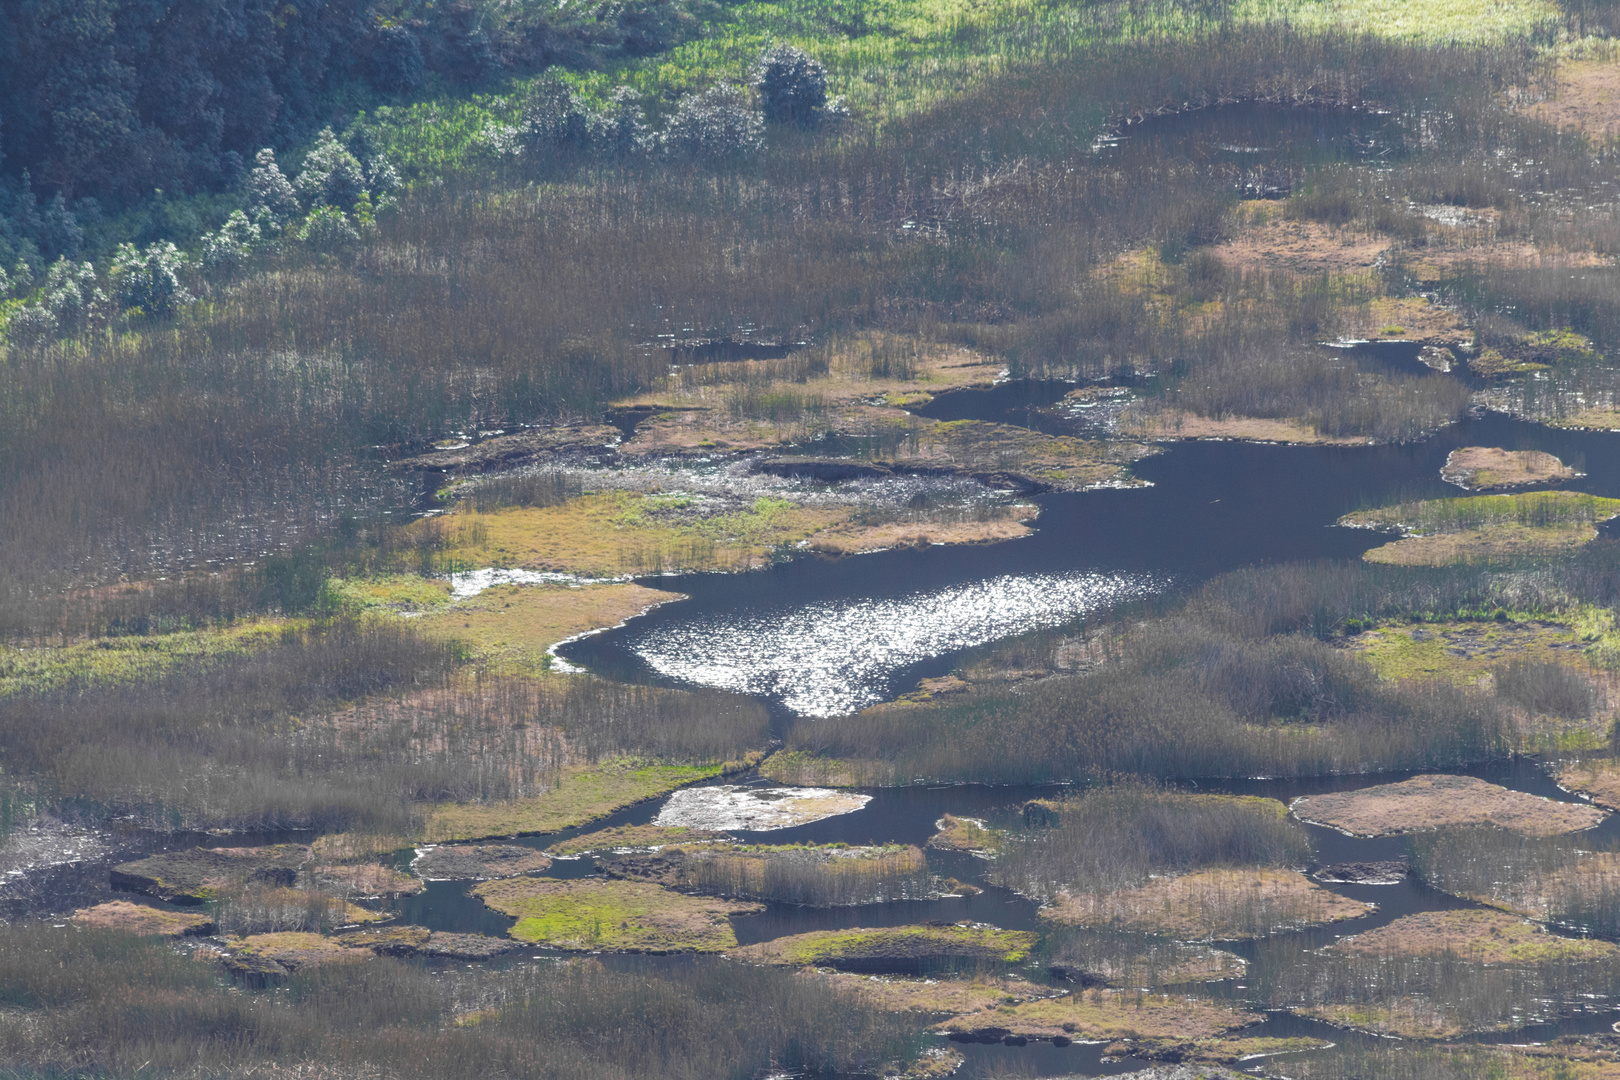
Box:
1291;774;1606;836
1041;868;1370;940
935;987;1260;1046
804;516;1034;554
1520;59;1620;139
71;899;215;937
1559;759;1620;810
223;931;370;978
338;925;516;959
803;972;1060;1014
1206;210;1390;275
1361;521;1601;565
1441;447;1578;490
411;844;552;881
1330;909;1618;963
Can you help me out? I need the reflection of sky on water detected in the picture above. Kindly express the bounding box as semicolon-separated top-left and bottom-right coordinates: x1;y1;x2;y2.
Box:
632;571;1161;717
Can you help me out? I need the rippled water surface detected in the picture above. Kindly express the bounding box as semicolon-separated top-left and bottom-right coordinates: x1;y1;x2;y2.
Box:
632;570;1161;716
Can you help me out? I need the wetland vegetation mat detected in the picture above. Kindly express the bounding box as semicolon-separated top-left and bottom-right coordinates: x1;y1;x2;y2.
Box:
21;0;1620;1072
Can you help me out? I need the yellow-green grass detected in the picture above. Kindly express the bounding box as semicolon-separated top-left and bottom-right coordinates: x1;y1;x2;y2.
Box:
474;878;763;952
423;760;727;842
730;924;1036;967
935;987;1260;1041
1350;616;1606;685
411;580;685;675
927;814;1005;854
369;0;1558;192
426;494;844;578
329;574;454;613
1332;909;1618;964
0;617;292;698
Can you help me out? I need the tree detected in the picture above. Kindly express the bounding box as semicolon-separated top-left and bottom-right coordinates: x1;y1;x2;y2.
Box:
110;240;191;317
662;83;763;159
244;148;299;226
294;127;367;211
754;45;828;127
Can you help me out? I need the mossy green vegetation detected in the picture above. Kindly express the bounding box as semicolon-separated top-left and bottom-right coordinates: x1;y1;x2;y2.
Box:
474;878;764;952
729;923;1036;971
927;815;1005;854
0;617;292;698
424;760;729;842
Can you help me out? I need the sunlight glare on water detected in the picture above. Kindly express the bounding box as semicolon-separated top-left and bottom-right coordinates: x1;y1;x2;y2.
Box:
632;571;1163;716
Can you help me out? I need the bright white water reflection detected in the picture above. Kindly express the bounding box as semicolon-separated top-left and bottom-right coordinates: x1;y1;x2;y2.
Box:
634;571;1162;716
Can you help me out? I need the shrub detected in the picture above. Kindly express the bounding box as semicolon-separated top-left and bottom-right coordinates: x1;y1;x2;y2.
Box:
663;83;763;158
299;206;361;251
754;45;829;126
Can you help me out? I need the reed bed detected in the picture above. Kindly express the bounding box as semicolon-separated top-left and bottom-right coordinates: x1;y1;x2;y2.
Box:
991;784;1310;900
0;621;766;832
1411;826;1620;937
679;844;933;906
0;926;921;1080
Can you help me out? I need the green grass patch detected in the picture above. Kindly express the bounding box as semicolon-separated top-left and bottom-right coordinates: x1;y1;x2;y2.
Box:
731;923;1036;970
474;878;763;952
0;619;291;698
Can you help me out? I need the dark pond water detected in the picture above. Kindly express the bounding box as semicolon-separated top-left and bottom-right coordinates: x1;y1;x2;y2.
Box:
562;406;1620;720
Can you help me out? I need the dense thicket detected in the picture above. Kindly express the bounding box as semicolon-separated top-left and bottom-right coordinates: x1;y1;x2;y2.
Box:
0;928;920;1078
0;0;705;260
